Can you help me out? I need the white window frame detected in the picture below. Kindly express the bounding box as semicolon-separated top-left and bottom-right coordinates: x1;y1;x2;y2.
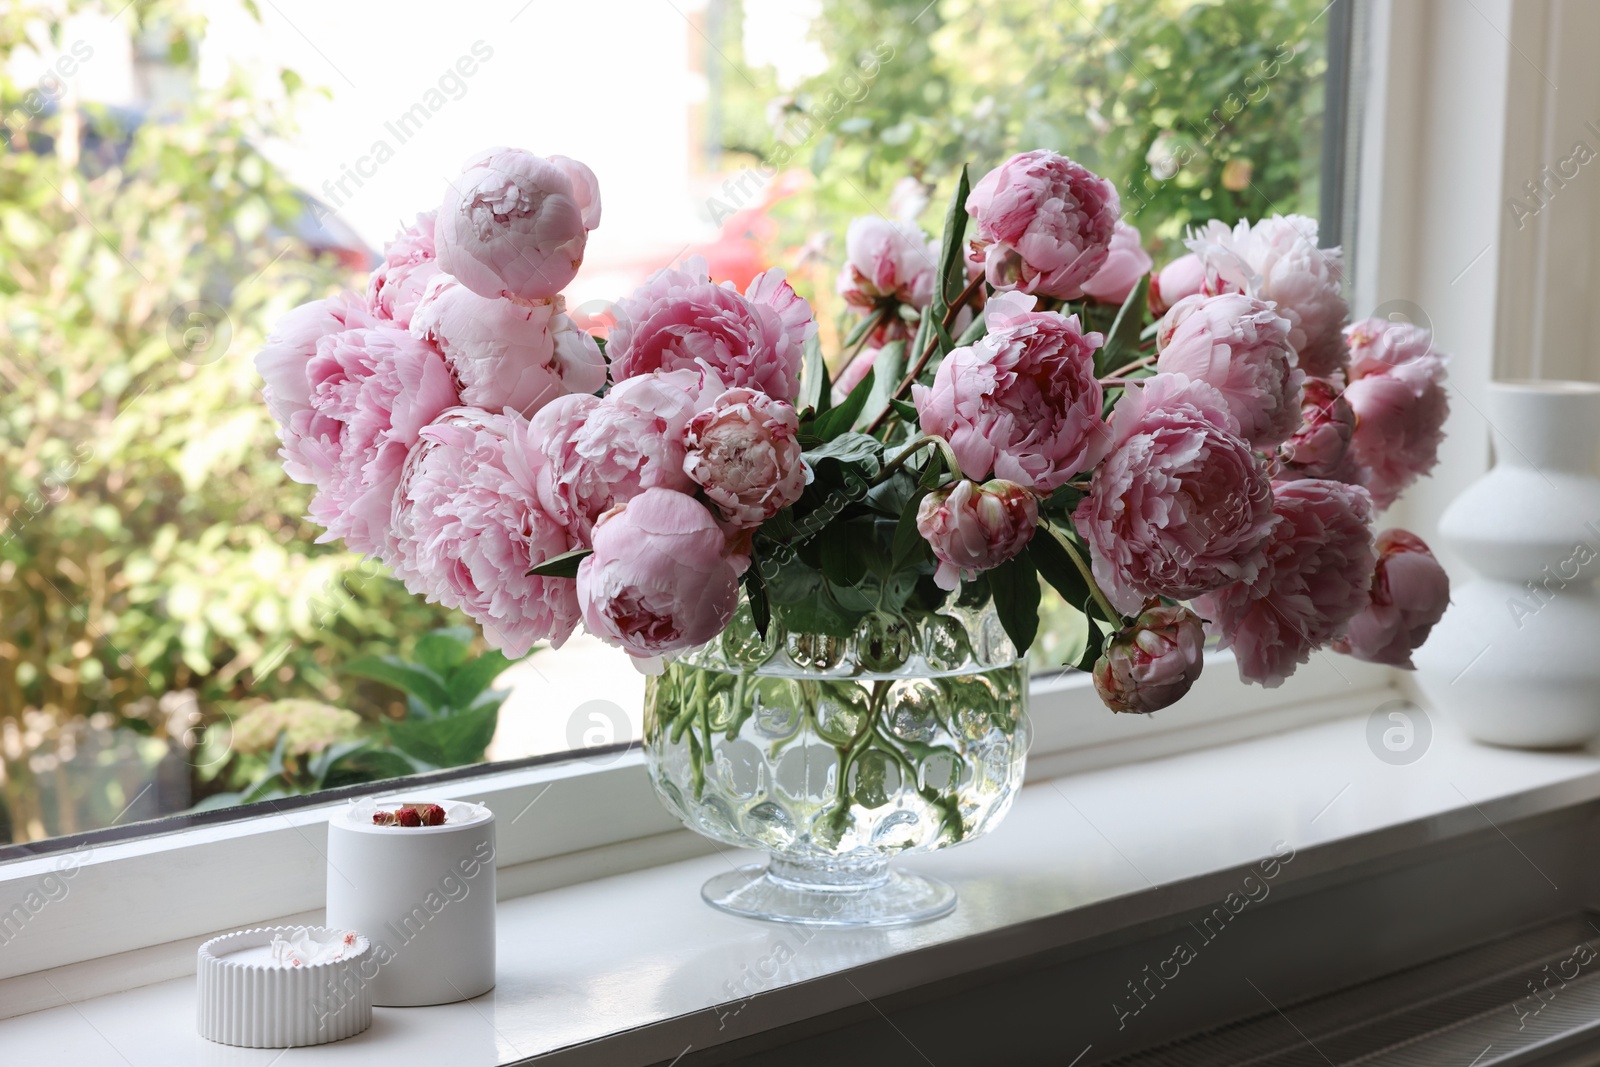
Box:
3;0;1545;1015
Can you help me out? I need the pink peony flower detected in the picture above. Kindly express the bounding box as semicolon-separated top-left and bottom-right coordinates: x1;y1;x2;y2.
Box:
966;149;1121;299
256;292;374;485
366;212;440;329
836;216;938;311
434;148;600;303
915;478;1039;590
684;388;806;529
1343;351;1449;510
1155;293;1304;449
1080;220;1154;305
390;408;580;657
534;369;712;538
607;256;814;403
1275;377;1356;479
409;276;605;418
1074;373;1277;614
1188;214;1348;378
303;326;460;559
577;488;741;658
1194;478;1375;687
527;392;604;534
1149;252;1209;316
1332;529;1451;668
1093;604;1206;714
913;291;1108;492
1153;292;1206;352
1344;317;1443;380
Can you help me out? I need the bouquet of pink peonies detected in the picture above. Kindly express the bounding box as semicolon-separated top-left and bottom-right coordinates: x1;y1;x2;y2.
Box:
258;144;1451;715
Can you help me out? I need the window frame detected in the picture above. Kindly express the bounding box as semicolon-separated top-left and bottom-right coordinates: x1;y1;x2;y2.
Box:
0;0;1439;1006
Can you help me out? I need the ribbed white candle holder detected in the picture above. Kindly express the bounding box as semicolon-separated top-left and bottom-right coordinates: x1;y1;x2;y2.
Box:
196;926;373;1047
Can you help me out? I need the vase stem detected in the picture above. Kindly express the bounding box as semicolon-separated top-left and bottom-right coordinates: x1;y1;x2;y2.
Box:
767;854;890;891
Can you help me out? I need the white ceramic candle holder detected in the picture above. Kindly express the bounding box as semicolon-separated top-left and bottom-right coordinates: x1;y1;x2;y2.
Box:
325;797;496;1006
196;926;372;1047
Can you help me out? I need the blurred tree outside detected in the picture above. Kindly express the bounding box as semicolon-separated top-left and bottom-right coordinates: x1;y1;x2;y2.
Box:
0;0;460;844
722;0;1329;285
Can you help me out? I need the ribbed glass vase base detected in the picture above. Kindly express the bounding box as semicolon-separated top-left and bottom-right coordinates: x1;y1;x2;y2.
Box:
701;861;956;927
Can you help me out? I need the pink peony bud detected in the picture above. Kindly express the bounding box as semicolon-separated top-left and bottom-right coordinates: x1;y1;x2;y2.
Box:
1187;214;1348;378
836;216;938;311
1080;220;1154;306
1093;604;1206;714
366;212;441;329
1075;373;1277;615
410;276;605;418
1149;252;1211;316
1275;377;1356;479
831;346;878;407
965;149;1121;299
915;479;1039;591
435;148;600;303
1155;292;1304;449
1194;478;1376;687
1332;529;1450;668
607;256;814;404
914;291;1108;492
683;388;806;529
576;488;741;658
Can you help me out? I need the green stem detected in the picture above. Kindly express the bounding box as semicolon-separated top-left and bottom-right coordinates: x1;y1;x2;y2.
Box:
870;723;920;786
865;271;986;435
872;435;942;485
1052;524;1123;626
844;306;888;359
688;669;710;798
830;679;891;826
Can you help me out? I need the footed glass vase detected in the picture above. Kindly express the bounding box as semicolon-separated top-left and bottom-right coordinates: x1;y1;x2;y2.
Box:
643;593;1029;927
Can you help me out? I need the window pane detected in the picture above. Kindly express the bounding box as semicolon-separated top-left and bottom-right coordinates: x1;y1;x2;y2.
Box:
0;0;1346;850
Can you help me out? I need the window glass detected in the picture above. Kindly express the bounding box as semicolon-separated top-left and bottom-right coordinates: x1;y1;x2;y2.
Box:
0;0;1341;850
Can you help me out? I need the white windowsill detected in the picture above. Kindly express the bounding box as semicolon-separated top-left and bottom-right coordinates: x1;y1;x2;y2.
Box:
4;708;1597;1066
0;650;1392;1007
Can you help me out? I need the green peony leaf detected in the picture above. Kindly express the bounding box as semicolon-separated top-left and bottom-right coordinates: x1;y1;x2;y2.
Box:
799;332;831;416
811;368;875;442
988;551;1042;654
526;548;592;579
1095;274;1152;377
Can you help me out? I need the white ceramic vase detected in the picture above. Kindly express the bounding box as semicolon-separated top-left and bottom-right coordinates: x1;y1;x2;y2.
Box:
1415;380;1600;747
324;798;497;1006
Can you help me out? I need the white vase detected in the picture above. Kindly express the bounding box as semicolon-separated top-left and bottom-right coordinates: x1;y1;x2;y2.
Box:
1415;380;1600;747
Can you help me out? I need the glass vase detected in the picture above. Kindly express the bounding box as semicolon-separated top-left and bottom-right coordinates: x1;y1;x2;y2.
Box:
642;592;1029;927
